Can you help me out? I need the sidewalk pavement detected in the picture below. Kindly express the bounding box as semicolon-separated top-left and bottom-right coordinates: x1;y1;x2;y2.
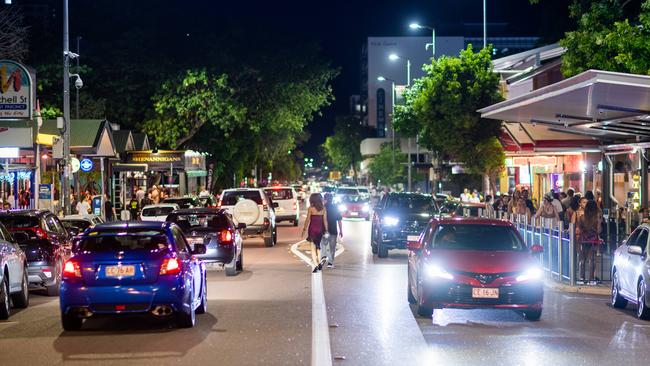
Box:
544;280;610;296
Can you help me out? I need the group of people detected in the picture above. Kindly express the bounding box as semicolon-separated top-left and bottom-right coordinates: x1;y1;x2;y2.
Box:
302;192;343;273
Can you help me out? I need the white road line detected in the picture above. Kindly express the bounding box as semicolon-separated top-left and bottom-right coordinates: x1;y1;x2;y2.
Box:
290;239;344;366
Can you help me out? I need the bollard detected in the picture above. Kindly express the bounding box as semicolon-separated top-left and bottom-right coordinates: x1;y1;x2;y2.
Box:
558;220;564;281
569;222;576;286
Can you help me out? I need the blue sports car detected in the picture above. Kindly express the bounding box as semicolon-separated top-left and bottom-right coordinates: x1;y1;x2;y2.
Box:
59;221;207;330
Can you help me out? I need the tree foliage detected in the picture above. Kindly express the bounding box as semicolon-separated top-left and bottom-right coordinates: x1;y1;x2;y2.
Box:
367;143;406;187
560;0;650;76
321;116;372;176
0;7;28;62
394;45;504;175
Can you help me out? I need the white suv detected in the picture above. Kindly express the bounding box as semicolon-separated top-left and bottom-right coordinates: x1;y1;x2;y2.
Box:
219;188;277;247
264;187;300;226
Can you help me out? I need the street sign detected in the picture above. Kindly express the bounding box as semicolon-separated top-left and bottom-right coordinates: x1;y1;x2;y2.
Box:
38;184;52;199
80;158;93;172
70;157;80;173
0;60;34;120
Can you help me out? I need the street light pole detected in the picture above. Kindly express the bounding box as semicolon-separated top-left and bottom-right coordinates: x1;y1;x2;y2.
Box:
409;23;436;58
62;0;71;215
483;0;487;49
75;36;81;120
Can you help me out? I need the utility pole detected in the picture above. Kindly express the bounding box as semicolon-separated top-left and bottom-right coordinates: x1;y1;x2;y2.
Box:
62;0;72;215
75;36;81;119
483;0;487;49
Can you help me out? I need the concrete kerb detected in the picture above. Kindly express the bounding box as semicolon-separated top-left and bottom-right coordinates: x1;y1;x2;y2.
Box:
544;280;610;296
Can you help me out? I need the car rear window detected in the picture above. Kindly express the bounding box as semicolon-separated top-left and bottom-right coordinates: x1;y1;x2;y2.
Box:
167;213;229;230
0;216;40;229
142;207;176;217
386;195;436;212
163;198;196;209
62;220;92;230
430;224;525;251
265;188;293;201
221;191;263;205
80;229;169;252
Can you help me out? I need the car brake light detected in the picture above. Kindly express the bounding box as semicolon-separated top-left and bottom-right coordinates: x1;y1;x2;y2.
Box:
63;260;81;278
219;229;233;244
115;305;126;311
262;198;268;211
293;200;297;210
35;228;46;239
160;258;181;275
216;200;222;209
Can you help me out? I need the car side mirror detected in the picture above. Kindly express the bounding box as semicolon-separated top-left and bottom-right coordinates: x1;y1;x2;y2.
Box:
406;235;422;251
272;202;279;208
12;232;29;243
237;223;246;230
192;243;207;255
628;245;643;256
531;244;544;254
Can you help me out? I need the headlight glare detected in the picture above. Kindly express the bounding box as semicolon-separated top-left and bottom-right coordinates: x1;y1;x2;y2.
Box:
425;264;454;280
516;267;543;282
338;204;347;212
383;216;399;226
362;204;370;212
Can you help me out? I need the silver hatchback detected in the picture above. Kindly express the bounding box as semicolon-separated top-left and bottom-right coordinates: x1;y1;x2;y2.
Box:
611;223;650;319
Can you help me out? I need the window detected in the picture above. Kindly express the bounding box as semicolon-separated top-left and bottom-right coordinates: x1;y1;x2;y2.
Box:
429;224;525;251
0;224;10;242
0;216;39;229
264;188;294;201
636;229;649;252
167;213;229;231
221;190;263;205
172;227;188;252
387;195;437;212
45;216;58;233
142;206;176;217
79;230;169;252
626;229;642;247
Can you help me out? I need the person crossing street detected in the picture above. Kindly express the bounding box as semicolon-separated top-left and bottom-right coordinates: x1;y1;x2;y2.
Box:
322;193;343;269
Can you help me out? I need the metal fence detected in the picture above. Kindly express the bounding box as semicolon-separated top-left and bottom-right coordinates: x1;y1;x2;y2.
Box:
469;208;616;286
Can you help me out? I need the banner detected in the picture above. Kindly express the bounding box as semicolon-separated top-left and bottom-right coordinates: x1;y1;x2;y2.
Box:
0;60;33;120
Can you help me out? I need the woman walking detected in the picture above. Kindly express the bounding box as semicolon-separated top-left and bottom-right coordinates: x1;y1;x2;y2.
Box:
302;193;328;273
577;200;602;283
514;198;531;220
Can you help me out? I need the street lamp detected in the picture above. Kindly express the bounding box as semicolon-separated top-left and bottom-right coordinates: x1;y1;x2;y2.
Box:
409;22;436;58
388;53;411;86
377;75;397;167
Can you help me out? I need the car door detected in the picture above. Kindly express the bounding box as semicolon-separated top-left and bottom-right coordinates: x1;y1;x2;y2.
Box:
627;228;649;296
409;226;432;298
0;224;19;291
372;195;387;240
620;229;643;296
172;227;200;306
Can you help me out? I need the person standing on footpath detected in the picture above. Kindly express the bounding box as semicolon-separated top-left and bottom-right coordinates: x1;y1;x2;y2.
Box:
576;200;602;284
322;193;343;269
302;193;328;273
103;194;116;222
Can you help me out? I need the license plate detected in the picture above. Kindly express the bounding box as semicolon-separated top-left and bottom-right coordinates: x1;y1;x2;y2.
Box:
105;265;135;277
350;212;359;216
472;288;499;298
187;238;203;245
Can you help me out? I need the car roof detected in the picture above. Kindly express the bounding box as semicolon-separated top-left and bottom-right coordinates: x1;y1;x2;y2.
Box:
61;215;95;222
433;217;514;227
222;188;263;192
0;209;51;217
142;204;179;209
170;208;227;214
93;221;169;231
263;186;294;190
387;192;433;198
457;202;487;207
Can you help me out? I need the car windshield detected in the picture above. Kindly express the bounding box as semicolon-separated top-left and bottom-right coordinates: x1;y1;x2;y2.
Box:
336;188;358;195
0;216;40;229
163;198;196;208
221;191;263;205
341;195;368;203
386;195;436;212
431;224;525;251
265;188;293;200
79;229;169;252
321;186;336;193
167;213;229;231
62;220;92;230
142;207;176;217
358;188;369;194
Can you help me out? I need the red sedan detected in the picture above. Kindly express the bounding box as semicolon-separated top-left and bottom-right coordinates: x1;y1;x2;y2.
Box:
407;217;543;320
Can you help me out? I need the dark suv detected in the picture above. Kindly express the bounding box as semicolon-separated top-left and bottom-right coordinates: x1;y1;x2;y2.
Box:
0;210;72;296
371;193;438;258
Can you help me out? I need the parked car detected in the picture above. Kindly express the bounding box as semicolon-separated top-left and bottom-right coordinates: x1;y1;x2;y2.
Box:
60;221;207;330
264;187;299;226
167;208;245;276
0;210;73;296
407;217;544;320
337;194;371;220
611;224;650;319
163;196;200;209
371;193;438;258
141;204;180;222
291;184;306;202
60;214;104;237
0;221;29;319
218;188;277;247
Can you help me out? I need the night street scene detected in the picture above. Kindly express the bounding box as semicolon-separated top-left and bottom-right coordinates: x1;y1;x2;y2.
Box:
3;0;650;365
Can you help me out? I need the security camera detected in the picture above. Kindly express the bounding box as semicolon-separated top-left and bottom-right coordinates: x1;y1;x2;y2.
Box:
74;75;83;89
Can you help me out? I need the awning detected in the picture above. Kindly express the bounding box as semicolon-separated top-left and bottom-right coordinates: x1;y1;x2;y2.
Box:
185;170;207;178
112;163;148;172
479;70;650;142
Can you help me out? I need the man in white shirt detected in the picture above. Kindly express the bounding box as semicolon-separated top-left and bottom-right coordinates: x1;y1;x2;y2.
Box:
199;186;210;197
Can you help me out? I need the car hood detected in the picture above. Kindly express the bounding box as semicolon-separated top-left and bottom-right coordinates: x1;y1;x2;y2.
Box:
383;210;433;221
427;249;535;274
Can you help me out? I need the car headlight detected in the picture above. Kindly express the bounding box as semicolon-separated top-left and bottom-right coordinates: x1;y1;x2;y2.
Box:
333;196;342;203
383;216;399;226
362;204;369;212
516;267;543;282
338;204;347;212
425;264;454;280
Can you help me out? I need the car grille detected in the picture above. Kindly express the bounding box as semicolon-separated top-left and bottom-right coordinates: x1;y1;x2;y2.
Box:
432;284;542;305
451;270;518;285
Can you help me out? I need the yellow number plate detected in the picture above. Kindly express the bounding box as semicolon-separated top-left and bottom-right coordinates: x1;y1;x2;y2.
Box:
105;265;135;277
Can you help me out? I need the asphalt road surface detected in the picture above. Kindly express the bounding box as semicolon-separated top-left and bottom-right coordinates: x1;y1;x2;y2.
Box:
1;214;650;365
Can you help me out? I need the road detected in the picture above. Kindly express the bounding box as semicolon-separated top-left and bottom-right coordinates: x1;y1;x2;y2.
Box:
1;214;650;365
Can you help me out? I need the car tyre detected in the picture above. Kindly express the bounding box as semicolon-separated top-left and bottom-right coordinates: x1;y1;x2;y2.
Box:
196;277;207;314
416;283;433;318
61;313;83;331
46;261;62;297
0;274;10;320
11;269;29;309
293;219;299;227
611;270;628;309
273;229;278;245
264;235;274;247
177;291;196;328
236;247;243;271
522;309;542;321
377;242;389;258
637;279;650;320
225;254;237;277
407;271;417;304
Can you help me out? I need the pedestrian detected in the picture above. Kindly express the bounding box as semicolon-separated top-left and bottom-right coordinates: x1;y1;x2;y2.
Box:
514;198;532;219
521;189;536;215
128;195;140;220
104;194;116;222
576;200;602;284
537;194;560;223
199;185;210;197
302;193;328;273
322;193;343;269
151;185;160;204
135;185;145;204
571;195;588;225
76;195;91;216
460;188;470;202
508;190;521;215
564;195;580;228
562;188;575;210
552;192;564;222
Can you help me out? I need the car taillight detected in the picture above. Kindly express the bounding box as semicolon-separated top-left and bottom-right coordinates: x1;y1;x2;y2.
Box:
160;258;181;275
262;198;268;211
293;200;297;210
219;229;233;244
216;200;222;209
35;228;46;239
63;260;81;278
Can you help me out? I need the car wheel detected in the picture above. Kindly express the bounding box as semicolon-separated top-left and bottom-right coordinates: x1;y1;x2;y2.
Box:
264;235;273;247
196;277;207;314
407;270;416;304
61;312;83;331
611;270;628;309
523;309;542;321
46;261;62;297
0;273;10;320
177;290;196;328
293;219;299;227
11;268;29;309
416;283;433;318
637;280;650;320
273;229;277;245
378;242;389;258
236;247;243;271
225;254;237;277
